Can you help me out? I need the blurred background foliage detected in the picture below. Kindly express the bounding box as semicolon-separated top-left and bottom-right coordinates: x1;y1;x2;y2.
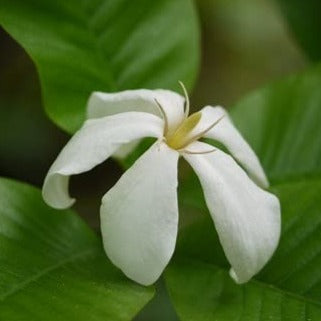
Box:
0;0;314;320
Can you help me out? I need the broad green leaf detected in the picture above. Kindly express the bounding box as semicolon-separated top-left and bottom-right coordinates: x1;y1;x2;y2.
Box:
166;178;321;320
276;0;321;61
0;0;199;133
166;259;321;321
0;178;153;320
231;64;321;183
176;178;321;299
168;64;321;319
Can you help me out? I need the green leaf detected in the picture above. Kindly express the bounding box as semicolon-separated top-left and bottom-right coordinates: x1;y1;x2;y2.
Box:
231;64;321;183
276;0;321;61
168;64;321;319
167;178;321;320
166;259;321;321
0;177;153;320
0;0;199;133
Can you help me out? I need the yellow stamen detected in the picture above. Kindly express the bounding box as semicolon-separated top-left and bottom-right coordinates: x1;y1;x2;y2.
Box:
186;115;225;144
166;112;202;150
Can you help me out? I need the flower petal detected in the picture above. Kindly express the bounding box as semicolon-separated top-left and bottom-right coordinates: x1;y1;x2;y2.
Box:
190;106;268;188
87;89;185;135
183;141;281;284
42;112;163;209
101;142;179;285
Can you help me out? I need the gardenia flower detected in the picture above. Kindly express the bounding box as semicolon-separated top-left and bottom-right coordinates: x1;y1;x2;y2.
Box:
42;85;281;286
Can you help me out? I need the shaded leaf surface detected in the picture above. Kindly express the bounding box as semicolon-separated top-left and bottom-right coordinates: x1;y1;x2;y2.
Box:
0;178;153;320
276;0;321;61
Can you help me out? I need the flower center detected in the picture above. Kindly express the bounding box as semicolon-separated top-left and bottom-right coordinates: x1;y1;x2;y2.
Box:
166;112;201;150
155;82;224;153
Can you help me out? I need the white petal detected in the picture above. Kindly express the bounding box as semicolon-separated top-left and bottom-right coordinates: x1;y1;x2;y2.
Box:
87;89;185;136
191;106;268;188
183;141;281;284
42;112;163;209
101;142;179;285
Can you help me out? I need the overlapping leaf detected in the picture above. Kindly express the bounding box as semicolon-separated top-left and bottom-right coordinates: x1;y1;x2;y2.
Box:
167;65;321;320
0;178;153;320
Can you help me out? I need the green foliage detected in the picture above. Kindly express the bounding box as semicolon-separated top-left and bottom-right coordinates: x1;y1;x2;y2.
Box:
169;178;321;320
276;0;321;61
0;178;153;320
231;64;321;183
0;0;199;133
166;259;321;321
1;1;320;320
168;65;321;320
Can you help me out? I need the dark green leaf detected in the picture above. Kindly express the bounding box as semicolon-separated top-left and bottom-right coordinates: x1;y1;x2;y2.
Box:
168;64;321;319
176;178;321;300
0;178;153;320
276;0;321;61
166;259;321;321
167;177;321;320
0;0;199;133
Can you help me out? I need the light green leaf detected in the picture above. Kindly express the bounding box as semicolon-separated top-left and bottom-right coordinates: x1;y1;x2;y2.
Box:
0;0;199;133
276;0;321;61
0;178;153;320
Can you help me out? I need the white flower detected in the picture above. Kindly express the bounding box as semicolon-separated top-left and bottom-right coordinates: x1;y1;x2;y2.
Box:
42;85;281;286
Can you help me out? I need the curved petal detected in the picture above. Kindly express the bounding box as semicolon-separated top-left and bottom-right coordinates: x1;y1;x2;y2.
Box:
87;89;185;135
190;106;268;188
183;141;281;284
42;112;163;209
101;142;179;285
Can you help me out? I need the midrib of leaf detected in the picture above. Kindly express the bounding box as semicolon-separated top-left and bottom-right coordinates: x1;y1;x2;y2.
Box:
169;259;321;309
178;175;321;306
0;248;97;302
78;0;164;91
252;277;321;309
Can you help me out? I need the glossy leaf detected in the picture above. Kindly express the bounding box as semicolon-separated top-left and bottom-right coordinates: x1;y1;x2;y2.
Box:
176;178;321;294
167;65;321;319
276;0;321;61
166;259;321;321
0;178;153;320
0;0;199;133
167;177;321;320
